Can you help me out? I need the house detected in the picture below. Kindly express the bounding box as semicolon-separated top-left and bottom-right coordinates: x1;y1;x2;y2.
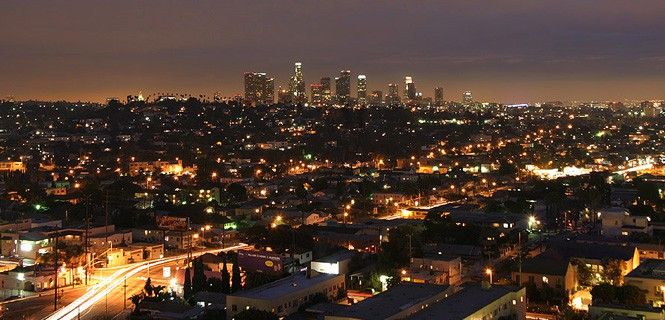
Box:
409;284;527;320
624;259;665;306
191;291;226;311
512;255;578;296
323;282;454;320
544;241;640;281
311;250;355;276
409;254;463;285
226;272;345;319
0;265;70;292
589;304;665;320
601;207;652;237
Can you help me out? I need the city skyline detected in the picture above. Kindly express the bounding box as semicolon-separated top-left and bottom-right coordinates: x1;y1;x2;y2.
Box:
2;1;665;103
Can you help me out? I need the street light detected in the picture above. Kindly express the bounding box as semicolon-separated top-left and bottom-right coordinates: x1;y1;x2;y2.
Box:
485;268;493;284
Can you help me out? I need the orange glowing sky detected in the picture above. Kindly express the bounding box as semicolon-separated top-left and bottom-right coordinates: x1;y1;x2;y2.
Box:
2;1;665;103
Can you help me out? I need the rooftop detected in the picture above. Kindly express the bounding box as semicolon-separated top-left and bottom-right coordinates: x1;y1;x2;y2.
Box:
232;272;343;300
545;241;636;262
410;284;523;320
626;259;665;280
520;255;571;276
329;282;450;320
313;250;355;264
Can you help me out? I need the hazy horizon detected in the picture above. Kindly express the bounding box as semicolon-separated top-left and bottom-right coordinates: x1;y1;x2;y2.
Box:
2;1;665;103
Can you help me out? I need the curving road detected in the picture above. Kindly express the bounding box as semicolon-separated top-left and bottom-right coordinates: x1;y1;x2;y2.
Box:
42;244;248;320
0;244;247;320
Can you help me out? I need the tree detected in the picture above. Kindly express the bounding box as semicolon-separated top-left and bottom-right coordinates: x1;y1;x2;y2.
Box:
233;308;278;320
617;285;647;305
205;277;224;292
144;278;154;296
183;267;192;300
591;284;646;305
226;183;248;202
574;260;593;287
129;293;144;313
244;271;281;290
192;258;207;294
604;259;623;285
232;261;241;292
221;257;231;294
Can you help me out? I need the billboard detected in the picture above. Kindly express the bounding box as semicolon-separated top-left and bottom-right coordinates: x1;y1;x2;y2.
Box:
156;215;189;231
237;250;284;274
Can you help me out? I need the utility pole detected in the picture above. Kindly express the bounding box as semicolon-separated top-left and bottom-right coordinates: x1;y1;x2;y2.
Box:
84;194;90;286
123;276;127;309
53;233;59;311
105;191;109;240
518;232;522;284
407;233;412;260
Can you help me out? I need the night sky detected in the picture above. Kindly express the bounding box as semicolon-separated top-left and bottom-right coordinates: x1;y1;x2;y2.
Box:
2;1;665;103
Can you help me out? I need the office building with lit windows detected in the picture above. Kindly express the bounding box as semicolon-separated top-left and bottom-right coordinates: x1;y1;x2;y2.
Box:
320;77;332;105
369;90;383;105
386;83;400;105
335;70;351;104
243;72;274;105
463;91;473;103
310;83;323;106
405;76;417;101
357;75;367;106
434;87;444;106
226;272;345;319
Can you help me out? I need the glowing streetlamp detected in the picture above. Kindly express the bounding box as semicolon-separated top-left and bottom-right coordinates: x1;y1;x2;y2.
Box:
485;268;493;284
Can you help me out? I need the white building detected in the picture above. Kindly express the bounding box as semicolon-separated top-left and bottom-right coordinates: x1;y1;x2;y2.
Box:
600;207;652;237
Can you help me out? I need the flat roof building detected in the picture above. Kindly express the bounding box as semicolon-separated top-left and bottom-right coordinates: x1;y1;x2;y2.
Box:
324;282;453;320
226;272;345;319
625;259;665;306
410;284;526;320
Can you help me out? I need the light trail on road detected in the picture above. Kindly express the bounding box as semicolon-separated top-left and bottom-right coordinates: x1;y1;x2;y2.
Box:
43;244;247;320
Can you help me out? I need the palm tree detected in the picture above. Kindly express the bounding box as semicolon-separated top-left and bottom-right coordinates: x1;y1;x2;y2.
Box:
38;243;85;283
129;293;144;313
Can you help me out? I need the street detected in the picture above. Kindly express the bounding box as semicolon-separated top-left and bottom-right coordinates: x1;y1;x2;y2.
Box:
1;244;247;320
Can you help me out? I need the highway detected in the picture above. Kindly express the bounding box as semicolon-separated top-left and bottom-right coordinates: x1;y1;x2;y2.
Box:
1;244;247;320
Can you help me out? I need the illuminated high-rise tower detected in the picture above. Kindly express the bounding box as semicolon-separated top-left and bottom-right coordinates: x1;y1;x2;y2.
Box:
310;83;323;106
434;87;444;106
290;62;306;103
244;72;274;105
357;75;367;106
369;90;383;105
320;77;332;105
335;70;351;104
405;76;417;101
387;83;400;105
463;91;473;104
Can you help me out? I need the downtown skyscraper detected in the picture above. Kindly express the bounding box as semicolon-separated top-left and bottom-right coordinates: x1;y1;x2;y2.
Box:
289;62;307;104
434;87;444;106
310;83;323;106
387;83;400;105
369;90;383;105
320;77;332;105
463;90;473;104
357;75;367;106
405;76;417;101
244;72;274;105
335;70;351;105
